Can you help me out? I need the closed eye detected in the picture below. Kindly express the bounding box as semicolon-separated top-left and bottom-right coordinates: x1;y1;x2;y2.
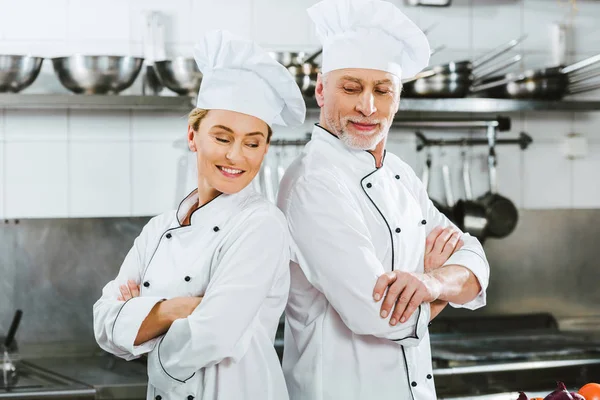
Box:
216;137;230;143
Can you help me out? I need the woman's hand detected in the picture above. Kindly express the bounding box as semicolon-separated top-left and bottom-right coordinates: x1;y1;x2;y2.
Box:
118;280;140;301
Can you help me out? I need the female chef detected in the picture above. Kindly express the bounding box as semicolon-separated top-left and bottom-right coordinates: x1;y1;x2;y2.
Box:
93;29;306;400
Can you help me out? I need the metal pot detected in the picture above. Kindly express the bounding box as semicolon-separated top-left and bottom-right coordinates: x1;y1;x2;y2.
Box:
285;49;322;97
453;149;488;241
1;310;23;389
470;53;600;99
403;36;525;98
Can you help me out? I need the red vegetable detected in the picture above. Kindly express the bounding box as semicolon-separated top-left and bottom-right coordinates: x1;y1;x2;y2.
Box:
517;392;529;400
544;382;574;400
571;393;585;400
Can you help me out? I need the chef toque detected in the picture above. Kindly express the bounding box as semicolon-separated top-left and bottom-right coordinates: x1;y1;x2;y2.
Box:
194;30;306;127
307;0;430;79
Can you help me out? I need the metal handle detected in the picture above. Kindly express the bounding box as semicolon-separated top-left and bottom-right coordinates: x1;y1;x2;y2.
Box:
486;125;498;194
416;132;533;152
470;73;525;93
300;48;322;65
462;150;473;201
442;162;455;207
422;151;432;190
473;54;522;82
560;52;600;74
262;164;275;203
4;310;23;349
394;118;509;131
568;68;600;85
567;81;600;95
472;35;527;69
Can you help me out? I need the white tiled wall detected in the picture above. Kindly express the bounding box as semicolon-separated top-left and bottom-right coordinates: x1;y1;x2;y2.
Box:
1;0;600;219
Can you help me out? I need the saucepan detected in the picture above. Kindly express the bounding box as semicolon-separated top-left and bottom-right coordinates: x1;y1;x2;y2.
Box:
470;53;600;99
403;36;526;98
1;310;23;389
283;49;322;97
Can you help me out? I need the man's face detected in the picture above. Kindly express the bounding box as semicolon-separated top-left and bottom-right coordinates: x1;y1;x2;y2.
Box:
315;68;401;151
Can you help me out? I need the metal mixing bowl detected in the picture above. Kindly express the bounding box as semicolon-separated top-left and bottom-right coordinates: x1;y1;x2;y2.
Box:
0;55;44;93
51;55;144;94
154;58;203;96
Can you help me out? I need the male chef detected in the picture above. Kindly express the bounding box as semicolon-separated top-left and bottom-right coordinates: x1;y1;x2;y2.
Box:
276;0;490;399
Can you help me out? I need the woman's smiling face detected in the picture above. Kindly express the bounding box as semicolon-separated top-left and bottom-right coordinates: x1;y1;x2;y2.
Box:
188;109;271;195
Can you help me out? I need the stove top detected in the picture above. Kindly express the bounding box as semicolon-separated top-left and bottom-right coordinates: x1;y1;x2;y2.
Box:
0;361;95;399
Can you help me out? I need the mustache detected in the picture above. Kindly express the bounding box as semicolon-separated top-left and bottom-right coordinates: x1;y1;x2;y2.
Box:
344;118;381;125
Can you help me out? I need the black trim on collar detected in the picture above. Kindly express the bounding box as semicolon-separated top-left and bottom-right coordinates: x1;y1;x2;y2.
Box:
177;189;223;227
314;123;387;168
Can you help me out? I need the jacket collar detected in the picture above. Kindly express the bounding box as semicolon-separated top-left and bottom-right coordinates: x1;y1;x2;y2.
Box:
176;184;254;226
310;124;387;175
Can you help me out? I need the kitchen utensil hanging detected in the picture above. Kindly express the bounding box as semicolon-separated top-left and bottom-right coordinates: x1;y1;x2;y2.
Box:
476;126;519;239
421;150;451;218
453;147;489;240
1;310;23;389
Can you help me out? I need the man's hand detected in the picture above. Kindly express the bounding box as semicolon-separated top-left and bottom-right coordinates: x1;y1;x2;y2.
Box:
424;226;463;272
372;226;463;326
373;271;441;326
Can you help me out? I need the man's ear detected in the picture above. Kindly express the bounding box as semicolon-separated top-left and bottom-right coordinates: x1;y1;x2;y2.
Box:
315;73;326;108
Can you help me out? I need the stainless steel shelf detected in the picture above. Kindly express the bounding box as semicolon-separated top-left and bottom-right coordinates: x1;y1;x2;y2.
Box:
1;94;600;113
0;94;194;111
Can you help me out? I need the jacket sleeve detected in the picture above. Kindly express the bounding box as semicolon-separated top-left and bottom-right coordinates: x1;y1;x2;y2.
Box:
279;175;430;347
93;220;165;360
407;164;490;310
147;210;290;392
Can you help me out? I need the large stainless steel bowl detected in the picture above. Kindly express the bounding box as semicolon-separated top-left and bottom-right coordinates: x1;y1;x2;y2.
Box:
154;58;202;96
51;55;144;94
0;55;44;93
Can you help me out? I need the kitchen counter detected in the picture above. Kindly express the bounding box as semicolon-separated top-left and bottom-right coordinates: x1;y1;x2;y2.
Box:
27;354;147;400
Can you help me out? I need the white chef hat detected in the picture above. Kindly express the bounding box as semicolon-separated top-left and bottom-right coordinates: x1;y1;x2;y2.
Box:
307;0;430;79
193;30;306;128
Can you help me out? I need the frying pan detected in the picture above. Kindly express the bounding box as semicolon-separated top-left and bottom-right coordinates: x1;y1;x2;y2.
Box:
471;53;600;99
453;149;488;241
477;144;518;238
403;36;526;98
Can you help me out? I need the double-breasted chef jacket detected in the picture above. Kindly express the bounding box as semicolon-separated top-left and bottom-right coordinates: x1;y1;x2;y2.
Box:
94;185;291;400
277;124;490;400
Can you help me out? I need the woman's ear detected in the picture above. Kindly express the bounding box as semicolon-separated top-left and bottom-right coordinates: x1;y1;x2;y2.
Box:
187;125;197;152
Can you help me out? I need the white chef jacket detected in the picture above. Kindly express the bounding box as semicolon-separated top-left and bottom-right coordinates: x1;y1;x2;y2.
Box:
277;125;490;400
93;185;290;400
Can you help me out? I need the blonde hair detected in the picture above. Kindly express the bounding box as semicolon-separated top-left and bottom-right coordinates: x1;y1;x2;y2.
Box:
188;108;273;142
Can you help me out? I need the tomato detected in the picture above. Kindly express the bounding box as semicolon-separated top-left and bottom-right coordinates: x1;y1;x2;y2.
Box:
579;383;600;400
